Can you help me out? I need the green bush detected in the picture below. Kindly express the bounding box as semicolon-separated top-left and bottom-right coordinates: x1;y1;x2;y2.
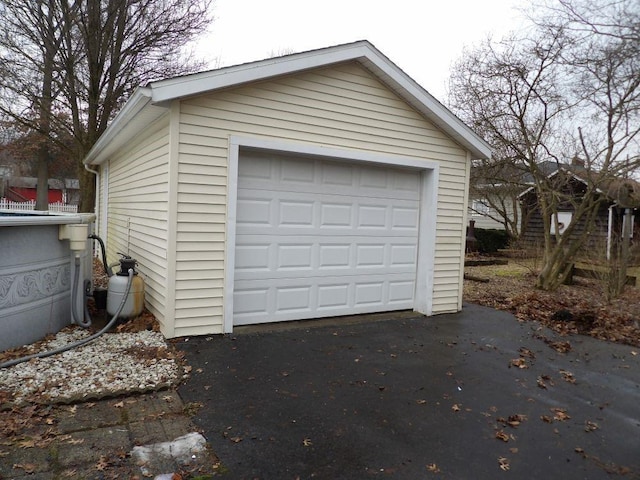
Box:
473;228;510;253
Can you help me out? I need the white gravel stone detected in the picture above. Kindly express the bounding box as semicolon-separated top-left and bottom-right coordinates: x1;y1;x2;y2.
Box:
0;329;183;404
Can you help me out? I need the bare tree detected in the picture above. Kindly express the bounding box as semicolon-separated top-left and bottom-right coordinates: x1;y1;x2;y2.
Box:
0;0;67;209
449;30;573;243
449;0;640;292
0;0;213;211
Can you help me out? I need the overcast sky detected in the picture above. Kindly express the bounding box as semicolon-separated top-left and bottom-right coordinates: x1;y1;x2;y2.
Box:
197;0;531;102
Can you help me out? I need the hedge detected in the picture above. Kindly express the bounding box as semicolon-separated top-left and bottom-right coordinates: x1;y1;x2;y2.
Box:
473;228;510;253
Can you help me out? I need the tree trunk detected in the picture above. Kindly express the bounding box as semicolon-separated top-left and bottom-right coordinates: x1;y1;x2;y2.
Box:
35;151;49;210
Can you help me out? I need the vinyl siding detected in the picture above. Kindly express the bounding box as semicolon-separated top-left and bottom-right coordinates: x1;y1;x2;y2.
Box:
173;61;469;335
104;115;171;330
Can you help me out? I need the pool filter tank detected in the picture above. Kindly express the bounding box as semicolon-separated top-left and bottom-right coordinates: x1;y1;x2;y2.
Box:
106;254;145;318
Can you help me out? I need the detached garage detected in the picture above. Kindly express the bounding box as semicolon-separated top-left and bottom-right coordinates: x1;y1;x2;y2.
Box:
83;41;491;338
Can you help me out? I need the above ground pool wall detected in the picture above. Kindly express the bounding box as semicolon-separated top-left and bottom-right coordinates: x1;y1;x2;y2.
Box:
0;212;94;352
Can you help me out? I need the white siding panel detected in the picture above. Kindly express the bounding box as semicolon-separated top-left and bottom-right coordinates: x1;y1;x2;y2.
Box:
173;61;470;335
106;115;170;329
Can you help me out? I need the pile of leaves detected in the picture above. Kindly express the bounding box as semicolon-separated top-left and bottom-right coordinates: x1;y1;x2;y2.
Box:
463;260;640;347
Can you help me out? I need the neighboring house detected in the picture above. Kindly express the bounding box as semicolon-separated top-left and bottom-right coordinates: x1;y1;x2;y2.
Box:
1;175;80;205
468;194;518;231
83;41;491;338
518;163;640;255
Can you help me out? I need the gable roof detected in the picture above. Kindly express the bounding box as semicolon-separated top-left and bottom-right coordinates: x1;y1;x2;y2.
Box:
84;40;491;166
517;162;640;208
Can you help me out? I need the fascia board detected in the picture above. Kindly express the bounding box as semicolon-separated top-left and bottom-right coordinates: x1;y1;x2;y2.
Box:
83;87;159;165
148;41;375;103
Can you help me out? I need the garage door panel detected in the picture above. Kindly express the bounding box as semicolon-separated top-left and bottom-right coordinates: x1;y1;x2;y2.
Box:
236;192;419;235
277;244;313;269
233;237;417;280
320;203;353;227
392;206;420;229
235;244;270;270
233;274;415;325
319;244;351;268
278;200;314;227
322;163;354;186
236;198;272;225
234;153;420;326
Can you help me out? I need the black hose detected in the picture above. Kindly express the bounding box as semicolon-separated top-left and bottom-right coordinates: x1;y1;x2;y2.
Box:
89;234;112;277
0;269;135;369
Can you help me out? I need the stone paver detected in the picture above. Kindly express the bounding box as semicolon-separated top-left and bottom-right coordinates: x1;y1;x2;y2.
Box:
1;391;220;479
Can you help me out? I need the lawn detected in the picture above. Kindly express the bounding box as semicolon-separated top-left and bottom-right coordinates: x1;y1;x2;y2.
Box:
463;257;640;347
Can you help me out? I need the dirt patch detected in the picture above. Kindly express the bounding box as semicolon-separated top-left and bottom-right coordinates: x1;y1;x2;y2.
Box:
463;259;640;347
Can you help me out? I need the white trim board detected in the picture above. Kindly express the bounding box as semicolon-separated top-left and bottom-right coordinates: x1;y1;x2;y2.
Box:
223;135;439;333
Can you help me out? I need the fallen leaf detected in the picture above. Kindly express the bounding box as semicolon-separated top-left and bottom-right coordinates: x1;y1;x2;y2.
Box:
503;414;527;427
416;399;427;405
113;401;124;408
519;347;535;358
171;474;183;480
509;447;519;454
560;370;576;384
540;415;553;423
584;421;599;432
95;456;110;471
498;456;510;471
230;436;243;443
426;463;441;473
510;358;528;369
13;463;36;473
452;404;461;412
631;351;638;356
302;438;312;447
548;341;572;353
495;430;510;442
551;408;570;421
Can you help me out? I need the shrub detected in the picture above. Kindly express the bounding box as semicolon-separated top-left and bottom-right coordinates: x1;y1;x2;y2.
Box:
474;228;510;253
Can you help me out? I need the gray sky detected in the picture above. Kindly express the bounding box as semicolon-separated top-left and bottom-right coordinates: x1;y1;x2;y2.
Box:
197;0;530;101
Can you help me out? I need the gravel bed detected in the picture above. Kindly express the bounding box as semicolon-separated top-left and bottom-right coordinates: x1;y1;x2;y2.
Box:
0;328;185;404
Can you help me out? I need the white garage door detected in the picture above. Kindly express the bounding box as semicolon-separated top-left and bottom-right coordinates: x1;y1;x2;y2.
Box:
233;151;421;326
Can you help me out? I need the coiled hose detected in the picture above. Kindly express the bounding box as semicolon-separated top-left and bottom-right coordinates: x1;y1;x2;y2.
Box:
0;268;134;369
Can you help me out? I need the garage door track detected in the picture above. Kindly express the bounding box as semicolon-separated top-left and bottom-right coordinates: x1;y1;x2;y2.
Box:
177;304;640;479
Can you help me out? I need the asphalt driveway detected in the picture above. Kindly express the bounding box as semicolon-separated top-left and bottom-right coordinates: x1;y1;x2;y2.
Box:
177;304;640;479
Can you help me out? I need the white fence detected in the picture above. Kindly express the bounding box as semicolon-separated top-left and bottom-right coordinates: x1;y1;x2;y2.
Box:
0;198;78;213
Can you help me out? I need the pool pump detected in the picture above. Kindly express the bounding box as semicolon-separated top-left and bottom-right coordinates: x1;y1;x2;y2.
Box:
106;253;145;318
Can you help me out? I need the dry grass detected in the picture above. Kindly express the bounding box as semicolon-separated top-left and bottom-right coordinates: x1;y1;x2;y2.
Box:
463;258;640;347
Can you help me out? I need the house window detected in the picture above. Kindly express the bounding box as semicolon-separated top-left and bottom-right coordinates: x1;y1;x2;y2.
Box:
551;211;572;235
472;200;490;216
